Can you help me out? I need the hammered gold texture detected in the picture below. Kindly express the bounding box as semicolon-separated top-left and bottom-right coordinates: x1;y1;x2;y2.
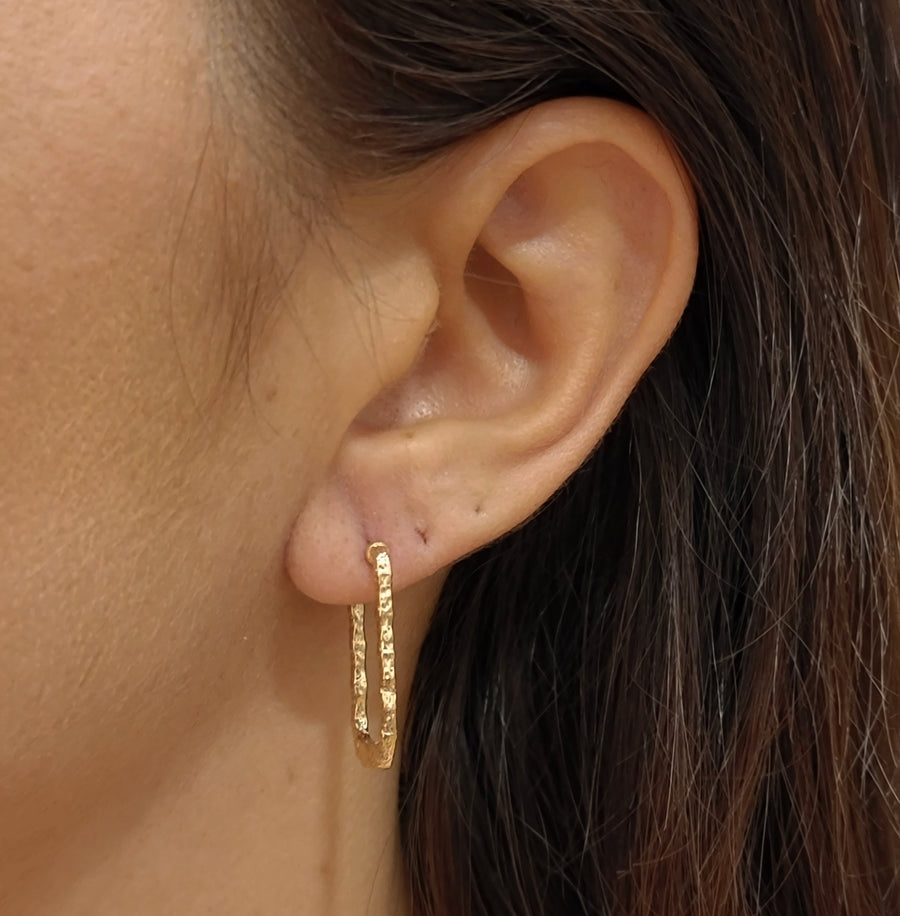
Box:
349;542;397;769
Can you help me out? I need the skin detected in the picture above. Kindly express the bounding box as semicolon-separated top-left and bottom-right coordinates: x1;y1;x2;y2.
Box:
0;1;698;913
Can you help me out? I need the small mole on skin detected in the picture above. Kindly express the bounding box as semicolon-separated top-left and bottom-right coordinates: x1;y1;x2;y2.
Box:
415;526;429;545
474;504;483;515
13;251;36;273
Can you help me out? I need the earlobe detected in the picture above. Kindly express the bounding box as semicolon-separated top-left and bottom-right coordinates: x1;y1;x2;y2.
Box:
285;97;698;607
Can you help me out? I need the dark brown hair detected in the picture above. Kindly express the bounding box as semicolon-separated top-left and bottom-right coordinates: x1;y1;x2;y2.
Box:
215;1;900;912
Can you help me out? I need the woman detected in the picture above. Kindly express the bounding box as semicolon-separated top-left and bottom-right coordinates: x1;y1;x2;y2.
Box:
2;0;898;912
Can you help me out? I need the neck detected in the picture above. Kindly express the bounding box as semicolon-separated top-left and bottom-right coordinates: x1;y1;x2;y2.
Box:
4;578;440;915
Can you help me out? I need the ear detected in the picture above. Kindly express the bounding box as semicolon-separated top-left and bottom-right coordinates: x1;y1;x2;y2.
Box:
286;97;698;604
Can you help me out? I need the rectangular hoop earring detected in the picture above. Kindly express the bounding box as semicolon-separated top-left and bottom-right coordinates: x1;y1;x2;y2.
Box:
349;542;397;769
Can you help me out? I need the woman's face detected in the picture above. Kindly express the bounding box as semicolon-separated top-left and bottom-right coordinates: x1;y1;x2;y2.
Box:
0;0;342;863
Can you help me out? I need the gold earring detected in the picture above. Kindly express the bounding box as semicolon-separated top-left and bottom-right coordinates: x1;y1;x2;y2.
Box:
349;542;397;769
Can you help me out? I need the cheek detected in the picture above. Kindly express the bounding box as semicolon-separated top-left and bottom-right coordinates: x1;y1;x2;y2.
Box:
0;0;313;850
0;0;218;477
